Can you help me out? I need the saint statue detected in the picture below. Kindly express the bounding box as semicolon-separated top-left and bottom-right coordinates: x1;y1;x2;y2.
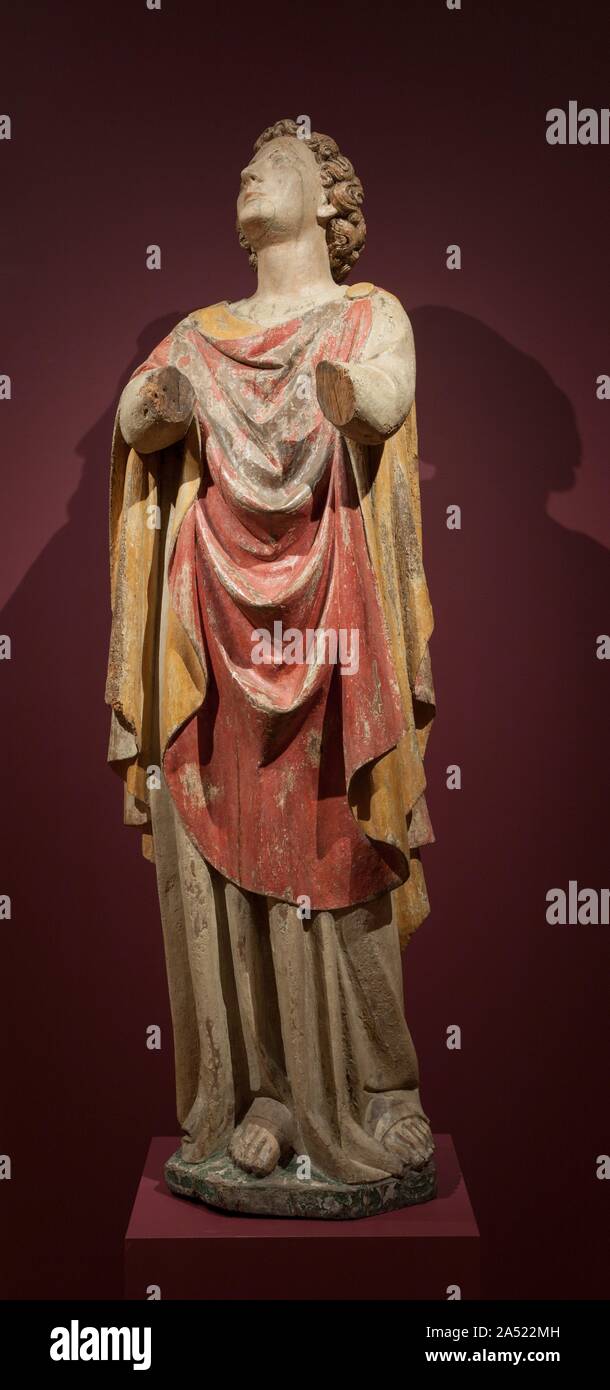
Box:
106;119;437;1217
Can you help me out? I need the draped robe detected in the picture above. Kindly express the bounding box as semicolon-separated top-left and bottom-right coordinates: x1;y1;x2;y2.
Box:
106;283;436;1179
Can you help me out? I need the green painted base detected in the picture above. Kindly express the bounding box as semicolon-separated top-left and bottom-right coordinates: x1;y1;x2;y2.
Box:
164;1146;437;1220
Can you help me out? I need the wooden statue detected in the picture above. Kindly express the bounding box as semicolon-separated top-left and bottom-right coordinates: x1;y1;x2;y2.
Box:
106;120;436;1217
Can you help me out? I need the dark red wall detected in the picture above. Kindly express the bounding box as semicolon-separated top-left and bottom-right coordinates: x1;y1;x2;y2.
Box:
1;0;608;1299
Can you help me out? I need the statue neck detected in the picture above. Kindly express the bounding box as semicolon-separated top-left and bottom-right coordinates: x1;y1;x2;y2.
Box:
254;227;336;304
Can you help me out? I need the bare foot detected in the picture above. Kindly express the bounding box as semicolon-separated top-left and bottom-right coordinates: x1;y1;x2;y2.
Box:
229;1097;294;1179
382;1114;434;1171
229;1123;280;1177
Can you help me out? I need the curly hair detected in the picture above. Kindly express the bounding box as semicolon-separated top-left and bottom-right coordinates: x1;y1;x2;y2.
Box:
238;118;366;284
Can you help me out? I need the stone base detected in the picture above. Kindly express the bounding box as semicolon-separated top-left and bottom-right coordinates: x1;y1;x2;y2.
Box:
164;1145;436;1219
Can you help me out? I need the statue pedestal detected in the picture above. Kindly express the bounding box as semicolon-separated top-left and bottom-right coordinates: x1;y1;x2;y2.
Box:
125;1134;480;1300
164;1144;437;1219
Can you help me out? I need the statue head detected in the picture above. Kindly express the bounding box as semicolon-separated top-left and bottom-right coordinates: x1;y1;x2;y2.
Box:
237;118;366;283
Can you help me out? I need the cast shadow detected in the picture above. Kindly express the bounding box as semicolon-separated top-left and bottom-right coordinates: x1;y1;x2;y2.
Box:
407;307;610;1290
409;304;609;877
0;311;186;1297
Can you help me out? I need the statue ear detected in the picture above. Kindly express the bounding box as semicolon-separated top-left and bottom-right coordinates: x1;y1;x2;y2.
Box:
316;199;337;227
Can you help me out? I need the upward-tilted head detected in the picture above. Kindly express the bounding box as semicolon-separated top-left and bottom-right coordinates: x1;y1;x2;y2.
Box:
237;118;366;283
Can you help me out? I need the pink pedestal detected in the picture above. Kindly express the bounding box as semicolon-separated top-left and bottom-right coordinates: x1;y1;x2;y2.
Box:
125;1134;480;1300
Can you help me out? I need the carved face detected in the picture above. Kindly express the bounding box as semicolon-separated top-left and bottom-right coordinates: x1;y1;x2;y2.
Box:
237;136;334;250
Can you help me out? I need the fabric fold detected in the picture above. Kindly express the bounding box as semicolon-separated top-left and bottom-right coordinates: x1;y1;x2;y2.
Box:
106;287;435;945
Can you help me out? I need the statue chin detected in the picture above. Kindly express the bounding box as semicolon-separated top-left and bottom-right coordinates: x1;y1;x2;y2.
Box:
238;202;275;246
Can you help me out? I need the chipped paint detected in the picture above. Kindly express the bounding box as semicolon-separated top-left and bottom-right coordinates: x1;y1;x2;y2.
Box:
107;290;436;946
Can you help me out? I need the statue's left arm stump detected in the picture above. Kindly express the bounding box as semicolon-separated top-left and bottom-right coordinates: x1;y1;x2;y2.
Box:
125;1136;480;1300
